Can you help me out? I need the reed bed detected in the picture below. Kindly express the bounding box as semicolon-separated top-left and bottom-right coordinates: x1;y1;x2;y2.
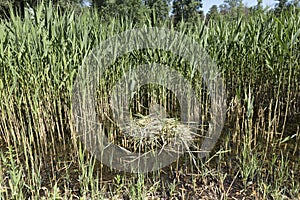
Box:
0;3;299;199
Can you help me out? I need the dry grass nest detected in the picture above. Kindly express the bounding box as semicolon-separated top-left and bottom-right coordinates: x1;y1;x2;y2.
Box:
119;112;201;154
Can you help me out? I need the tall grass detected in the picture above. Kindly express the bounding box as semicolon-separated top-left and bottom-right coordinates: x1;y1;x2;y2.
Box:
0;3;299;199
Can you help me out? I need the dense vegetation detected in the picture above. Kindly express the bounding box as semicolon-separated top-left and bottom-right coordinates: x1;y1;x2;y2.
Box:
0;1;299;199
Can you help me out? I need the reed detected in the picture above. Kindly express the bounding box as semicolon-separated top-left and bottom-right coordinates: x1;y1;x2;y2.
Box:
0;3;299;199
